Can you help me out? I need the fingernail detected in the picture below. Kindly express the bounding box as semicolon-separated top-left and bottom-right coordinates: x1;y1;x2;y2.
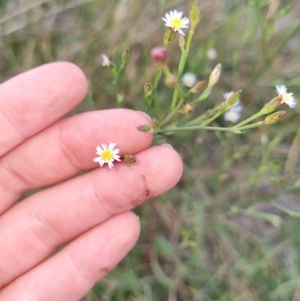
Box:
161;143;173;149
137;111;152;122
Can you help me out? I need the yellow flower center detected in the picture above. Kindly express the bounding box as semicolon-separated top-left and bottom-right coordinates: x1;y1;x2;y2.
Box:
170;18;183;29
228;112;237;119
101;150;113;160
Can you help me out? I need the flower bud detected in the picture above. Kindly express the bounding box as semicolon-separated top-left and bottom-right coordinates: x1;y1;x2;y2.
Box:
137;125;151;133
151;47;167;65
263;111;286;125
184;103;194;115
144;82;152;98
122;49;130;65
164;73;177;87
151;118;160;134
144;82;153;106
208;63;221;87
190;80;207;94
123;154;137;166
224;90;242;110
190;0;200;29
163;28;176;48
137;118;160;135
260;95;282;114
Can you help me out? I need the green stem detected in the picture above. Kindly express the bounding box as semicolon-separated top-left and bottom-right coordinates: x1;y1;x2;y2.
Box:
199;111;223;127
186;113;208;126
158;121;263;134
152;66;162;94
155;65;162;83
190;87;212;106
170;90;179;113
178;30;194;78
175;84;186;99
170;29;195;111
159;98;185;128
186;104;221;126
185;107;224;129
232;111;264;128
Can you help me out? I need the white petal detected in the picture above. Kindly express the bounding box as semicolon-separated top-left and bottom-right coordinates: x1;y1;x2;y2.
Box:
108;142;116;150
276;85;287;94
182;17;189;24
288;99;297;108
165;12;171;19
96;145;102;153
113;148;120;154
177;11;183;18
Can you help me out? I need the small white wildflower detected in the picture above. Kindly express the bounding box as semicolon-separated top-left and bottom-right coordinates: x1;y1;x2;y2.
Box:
182;72;197;88
101;54;111;67
223;92;233;101
275;85;297;108
93;142;121;169
224;103;243;123
162;10;189;36
223;91;243;123
207;48;218;60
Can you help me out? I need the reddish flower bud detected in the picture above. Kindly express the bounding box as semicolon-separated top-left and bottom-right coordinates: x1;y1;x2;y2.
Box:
151;47;167;65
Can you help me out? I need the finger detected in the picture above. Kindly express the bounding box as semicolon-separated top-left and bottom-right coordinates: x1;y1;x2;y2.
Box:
0;145;182;287
0;109;152;213
0;212;140;301
0;62;87;157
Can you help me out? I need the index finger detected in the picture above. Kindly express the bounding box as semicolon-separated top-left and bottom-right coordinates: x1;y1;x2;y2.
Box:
0;62;88;157
0;109;152;214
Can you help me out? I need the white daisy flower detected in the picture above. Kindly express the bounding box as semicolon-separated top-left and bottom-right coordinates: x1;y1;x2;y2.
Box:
207;48;218;60
182;72;197;88
93;142;121;169
224;106;243;123
101;54;111;67
275;85;297;108
162;10;189;36
223;91;243;123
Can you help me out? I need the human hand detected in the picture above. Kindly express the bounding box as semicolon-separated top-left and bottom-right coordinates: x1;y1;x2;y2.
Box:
0;62;183;300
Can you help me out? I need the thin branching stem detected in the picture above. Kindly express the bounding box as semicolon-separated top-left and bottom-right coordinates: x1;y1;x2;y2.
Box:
158;121;263;135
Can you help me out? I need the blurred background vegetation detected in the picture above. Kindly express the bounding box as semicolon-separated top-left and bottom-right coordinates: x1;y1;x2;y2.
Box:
1;0;300;300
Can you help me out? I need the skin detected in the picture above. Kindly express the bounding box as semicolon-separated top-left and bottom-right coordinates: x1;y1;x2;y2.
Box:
0;62;183;300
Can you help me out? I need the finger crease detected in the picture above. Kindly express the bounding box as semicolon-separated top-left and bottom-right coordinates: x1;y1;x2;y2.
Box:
67;252;95;288
0;160;30;198
28;210;59;249
90;178;115;217
58;122;83;172
0;102;28;140
20;277;44;301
